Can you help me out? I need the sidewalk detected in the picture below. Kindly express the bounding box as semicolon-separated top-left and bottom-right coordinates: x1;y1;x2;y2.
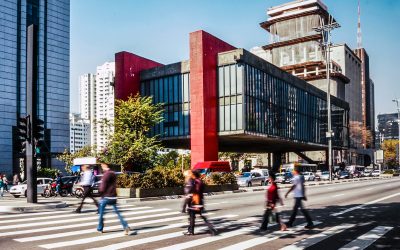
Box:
0;197;67;212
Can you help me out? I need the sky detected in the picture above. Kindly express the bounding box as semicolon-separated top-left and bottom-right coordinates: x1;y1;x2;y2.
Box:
70;0;400;118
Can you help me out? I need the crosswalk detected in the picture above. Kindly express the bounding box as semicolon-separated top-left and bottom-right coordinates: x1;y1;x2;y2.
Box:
0;202;395;250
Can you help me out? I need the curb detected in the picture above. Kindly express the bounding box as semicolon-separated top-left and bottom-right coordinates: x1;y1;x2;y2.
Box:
0;202;68;213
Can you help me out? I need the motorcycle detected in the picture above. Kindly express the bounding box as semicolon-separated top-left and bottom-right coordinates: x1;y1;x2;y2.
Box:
43;181;69;198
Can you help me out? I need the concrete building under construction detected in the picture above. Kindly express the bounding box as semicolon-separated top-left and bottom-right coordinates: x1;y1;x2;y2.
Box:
252;0;375;166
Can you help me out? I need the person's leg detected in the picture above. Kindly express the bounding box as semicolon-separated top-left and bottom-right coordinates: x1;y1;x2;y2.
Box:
0;187;3;197
260;208;272;229
88;187;99;208
111;201;128;230
188;210;195;234
199;210;216;234
287;198;301;227
299;200;313;226
97;199;107;232
76;187;90;212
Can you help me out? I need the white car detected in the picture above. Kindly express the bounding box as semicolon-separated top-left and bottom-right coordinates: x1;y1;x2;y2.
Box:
303;172;316;181
371;170;381;177
9;178;53;198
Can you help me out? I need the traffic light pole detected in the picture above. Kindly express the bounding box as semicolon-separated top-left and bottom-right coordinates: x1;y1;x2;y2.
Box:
26;24;38;203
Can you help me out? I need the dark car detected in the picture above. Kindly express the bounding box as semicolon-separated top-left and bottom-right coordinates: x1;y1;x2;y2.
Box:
339;171;352;179
282;172;294;184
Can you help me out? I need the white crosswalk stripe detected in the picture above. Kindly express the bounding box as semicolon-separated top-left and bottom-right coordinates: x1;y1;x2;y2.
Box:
218;221;323;250
339;226;393;250
279;223;354;250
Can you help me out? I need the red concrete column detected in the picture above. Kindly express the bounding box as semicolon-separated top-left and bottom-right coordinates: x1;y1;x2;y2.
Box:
114;51;163;101
189;30;236;167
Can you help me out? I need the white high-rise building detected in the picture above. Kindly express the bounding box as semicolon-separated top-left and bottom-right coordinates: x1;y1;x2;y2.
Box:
70;113;91;153
94;62;115;150
79;74;96;120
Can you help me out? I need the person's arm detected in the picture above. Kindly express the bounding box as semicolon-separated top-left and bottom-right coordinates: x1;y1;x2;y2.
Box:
99;173;107;194
285;185;295;198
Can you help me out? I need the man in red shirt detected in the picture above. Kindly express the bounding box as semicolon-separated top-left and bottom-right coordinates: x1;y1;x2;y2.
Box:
260;172;286;231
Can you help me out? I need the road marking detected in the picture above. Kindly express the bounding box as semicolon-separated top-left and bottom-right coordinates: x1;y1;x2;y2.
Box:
39;214;239;249
339;226;393;250
15;212;224;242
0;206;150;224
218;221;322;250
85;217;258;250
0;208;169;231
206;201;227;206
331;192;400;217
279;224;355;250
0;211;179;237
333;193;345;197
365;188;373;191
0;210;70;219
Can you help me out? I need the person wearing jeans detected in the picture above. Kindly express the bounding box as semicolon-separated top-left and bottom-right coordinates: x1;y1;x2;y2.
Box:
285;168;314;229
97;162;130;235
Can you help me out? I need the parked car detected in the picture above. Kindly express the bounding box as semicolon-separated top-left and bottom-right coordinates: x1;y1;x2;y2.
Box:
352;170;362;178
73;174;103;198
237;172;265;187
9;178;53;198
320;171;330;181
364;170;372;177
371;170;381;177
339;171;352;179
303;172;316;181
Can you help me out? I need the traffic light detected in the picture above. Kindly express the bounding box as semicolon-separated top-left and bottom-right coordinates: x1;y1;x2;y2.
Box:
16;116;31;153
33;118;45;157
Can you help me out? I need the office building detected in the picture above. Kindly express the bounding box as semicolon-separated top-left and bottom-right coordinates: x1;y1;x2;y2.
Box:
79;73;96;146
93;62;115;150
69;113;90;153
377;113;399;141
0;0;70;176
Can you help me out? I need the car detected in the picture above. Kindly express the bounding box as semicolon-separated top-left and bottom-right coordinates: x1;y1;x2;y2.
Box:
320;171;330;181
339;171;352;179
352;170;362;178
9;178;53;198
251;169;269;184
275;173;284;183
364;170;372;177
303;172;316;181
282;172;294;184
237;172;265;187
371;170;381;177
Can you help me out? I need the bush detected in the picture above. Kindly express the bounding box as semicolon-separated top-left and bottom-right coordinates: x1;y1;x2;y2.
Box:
383;169;394;174
203;172;237;185
37;168;60;178
117;173;141;188
140;166;184;189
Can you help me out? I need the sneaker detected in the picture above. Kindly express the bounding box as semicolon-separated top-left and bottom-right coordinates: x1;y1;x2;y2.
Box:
304;223;314;229
97;230;103;234
124;227;130;236
210;229;219;236
183;231;194;236
74;209;81;213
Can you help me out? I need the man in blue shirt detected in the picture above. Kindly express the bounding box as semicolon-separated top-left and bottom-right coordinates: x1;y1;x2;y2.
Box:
285;168;314;229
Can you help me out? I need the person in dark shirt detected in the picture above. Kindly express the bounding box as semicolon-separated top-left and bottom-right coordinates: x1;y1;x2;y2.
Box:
184;170;217;236
55;173;63;195
181;170;194;213
97;162;131;235
260;172;286;231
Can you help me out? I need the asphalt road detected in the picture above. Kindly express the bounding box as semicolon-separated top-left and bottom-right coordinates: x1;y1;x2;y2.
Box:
0;177;399;250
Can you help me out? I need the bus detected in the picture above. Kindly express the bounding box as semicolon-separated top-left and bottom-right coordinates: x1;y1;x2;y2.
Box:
281;162;318;173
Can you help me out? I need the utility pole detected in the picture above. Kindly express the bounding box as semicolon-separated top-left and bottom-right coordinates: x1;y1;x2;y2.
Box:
313;16;340;182
26;24;38;203
393;99;400;166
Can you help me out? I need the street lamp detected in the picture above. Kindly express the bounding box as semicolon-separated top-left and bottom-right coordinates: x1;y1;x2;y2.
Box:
392;98;400;166
313;16;340;182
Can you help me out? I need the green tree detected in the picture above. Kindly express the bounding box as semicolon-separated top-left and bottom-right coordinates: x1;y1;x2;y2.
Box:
219;152;249;171
57;145;97;173
382;140;399;168
101;94;164;172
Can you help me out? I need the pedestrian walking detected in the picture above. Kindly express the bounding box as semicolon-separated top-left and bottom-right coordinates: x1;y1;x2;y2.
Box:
97;162;131;235
13;174;20;185
1;174;8;192
184;170;218;236
75;165;99;213
0;175;4;198
260;172;287;231
181;170;193;213
284;168;314;229
55;173;63;195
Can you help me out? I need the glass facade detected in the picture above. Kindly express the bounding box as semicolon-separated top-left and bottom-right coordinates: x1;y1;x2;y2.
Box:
0;0;70;176
218;62;349;148
140;72;190;138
